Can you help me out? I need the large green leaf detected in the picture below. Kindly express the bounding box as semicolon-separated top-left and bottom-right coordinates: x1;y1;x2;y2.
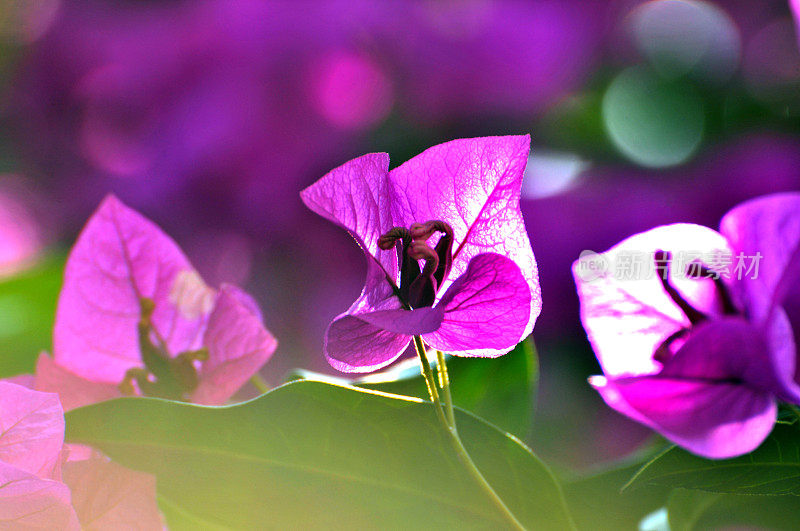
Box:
625;422;800;495
563;463;670;531
293;339;538;438
0;255;63;377
667;489;800;530
65;380;572;530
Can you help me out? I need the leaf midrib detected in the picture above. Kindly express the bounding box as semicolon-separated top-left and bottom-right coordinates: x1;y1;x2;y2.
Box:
72;437;506;524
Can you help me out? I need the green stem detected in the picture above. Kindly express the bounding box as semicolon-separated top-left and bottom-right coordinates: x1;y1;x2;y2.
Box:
447;422;526;531
250;373;270;394
412;336;441;406
412;337;525;531
436;350;456;430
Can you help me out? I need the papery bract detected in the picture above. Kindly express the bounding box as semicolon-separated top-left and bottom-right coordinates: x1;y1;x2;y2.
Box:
55;194;209;382
193;285;280;404
35;354;121;412
63;454;162;530
573;193;800;458
302;135;540;372
0;382;163;529
0;382;63;480
0;384;78;529
0;461;79;530
48;195;276;405
720;192;800;356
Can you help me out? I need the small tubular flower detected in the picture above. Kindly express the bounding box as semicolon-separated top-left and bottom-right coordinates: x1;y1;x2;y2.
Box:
301;135;541;372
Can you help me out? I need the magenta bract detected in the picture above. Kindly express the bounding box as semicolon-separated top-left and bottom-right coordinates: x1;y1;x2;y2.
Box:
573;192;800;458
302;135;541;372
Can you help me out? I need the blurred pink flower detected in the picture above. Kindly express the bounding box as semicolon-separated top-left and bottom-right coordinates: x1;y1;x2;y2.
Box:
0;182;43;278
13;0;603;231
0;381;162;529
393;0;601;122
41;195;276;407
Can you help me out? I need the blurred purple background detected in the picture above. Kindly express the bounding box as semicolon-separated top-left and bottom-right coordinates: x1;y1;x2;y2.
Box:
1;0;798;468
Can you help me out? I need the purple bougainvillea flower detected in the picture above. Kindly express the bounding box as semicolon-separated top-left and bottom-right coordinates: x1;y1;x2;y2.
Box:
45;195;276;406
573;192;800;458
301;135;541;372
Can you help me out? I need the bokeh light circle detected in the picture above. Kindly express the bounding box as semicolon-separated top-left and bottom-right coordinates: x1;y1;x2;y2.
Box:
602;66;705;168
0;184;42;277
629;0;740;82
0;0;61;44
521;150;589;199
310;50;393;131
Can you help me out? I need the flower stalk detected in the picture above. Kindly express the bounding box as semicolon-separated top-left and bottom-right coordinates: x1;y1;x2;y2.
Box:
412;336;526;531
436;350;456;430
250;374;270;394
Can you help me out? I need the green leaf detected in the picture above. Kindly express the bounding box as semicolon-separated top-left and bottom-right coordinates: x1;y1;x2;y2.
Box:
777;404;800;425
667;489;800;531
65;380;572;530
563;463;670;531
0;255;64;378
157;497;231;531
294;339;538;438
625;422;800;495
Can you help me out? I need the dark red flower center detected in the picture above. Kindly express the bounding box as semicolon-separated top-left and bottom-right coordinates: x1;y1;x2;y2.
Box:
652;250;740;364
378;220;454;309
118;297;207;400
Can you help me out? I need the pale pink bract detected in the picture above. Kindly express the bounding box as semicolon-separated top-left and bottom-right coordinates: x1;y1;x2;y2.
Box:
45;195;276;406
